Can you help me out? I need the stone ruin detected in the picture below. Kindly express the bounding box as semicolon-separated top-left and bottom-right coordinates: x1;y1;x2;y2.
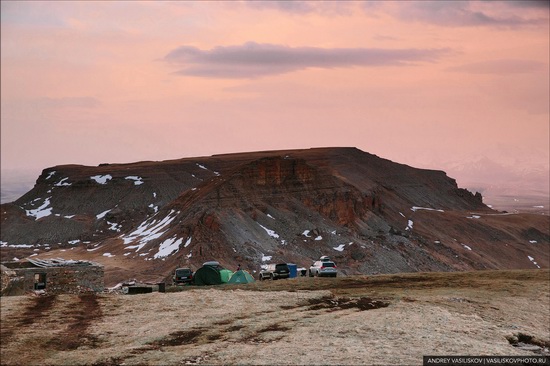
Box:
1;258;104;296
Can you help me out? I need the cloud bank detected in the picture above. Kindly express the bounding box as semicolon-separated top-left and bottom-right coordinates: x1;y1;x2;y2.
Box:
393;1;548;27
448;59;547;75
244;1;353;16
34;97;101;109
242;1;549;27
163;42;449;78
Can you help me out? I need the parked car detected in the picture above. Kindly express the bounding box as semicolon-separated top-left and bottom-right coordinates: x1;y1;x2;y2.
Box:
173;268;193;285
259;263;290;280
309;260;337;277
202;261;221;269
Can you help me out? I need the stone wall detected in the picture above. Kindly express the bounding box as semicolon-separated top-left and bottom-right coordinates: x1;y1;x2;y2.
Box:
1;263;104;296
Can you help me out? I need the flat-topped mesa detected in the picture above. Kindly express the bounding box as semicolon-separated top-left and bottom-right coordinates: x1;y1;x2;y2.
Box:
3;147;544;286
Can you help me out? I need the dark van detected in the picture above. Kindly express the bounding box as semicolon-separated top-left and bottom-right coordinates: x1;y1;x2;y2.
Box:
173;268;193;285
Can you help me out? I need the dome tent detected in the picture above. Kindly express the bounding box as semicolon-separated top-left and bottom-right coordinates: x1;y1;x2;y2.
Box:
193;261;223;286
219;269;234;283
227;270;255;284
193;265;222;286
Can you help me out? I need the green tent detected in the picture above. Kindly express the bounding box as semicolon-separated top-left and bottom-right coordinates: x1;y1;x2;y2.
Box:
228;270;255;285
193;265;222;286
219;269;234;283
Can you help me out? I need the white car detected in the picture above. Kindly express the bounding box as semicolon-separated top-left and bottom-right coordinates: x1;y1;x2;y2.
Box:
309;260;337;277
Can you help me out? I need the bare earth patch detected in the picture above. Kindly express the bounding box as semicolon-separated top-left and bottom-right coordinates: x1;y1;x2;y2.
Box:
1;269;548;365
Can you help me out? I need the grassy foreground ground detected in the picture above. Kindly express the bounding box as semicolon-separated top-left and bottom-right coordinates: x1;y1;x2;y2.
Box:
1;269;549;365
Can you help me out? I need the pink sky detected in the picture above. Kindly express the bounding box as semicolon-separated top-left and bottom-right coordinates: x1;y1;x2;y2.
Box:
1;1;549;196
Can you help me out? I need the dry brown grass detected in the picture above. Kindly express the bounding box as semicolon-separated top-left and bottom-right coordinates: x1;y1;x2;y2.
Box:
1;269;548;365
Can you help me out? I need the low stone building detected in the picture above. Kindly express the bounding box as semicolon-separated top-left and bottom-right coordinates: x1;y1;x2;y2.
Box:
1;258;104;296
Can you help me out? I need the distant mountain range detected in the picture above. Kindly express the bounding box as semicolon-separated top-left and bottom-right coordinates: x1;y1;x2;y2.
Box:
1;169;37;205
1;147;548;285
435;149;549;214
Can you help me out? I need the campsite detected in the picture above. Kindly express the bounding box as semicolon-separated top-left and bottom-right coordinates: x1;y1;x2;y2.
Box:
170;261;257;287
170;260;295;287
188;264;256;286
1;269;548;365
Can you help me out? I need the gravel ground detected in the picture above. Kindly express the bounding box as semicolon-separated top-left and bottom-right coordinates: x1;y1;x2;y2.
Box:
1;270;548;365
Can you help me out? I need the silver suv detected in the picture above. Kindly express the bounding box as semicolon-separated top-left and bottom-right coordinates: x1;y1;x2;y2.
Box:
259;263;290;280
309;260;337;277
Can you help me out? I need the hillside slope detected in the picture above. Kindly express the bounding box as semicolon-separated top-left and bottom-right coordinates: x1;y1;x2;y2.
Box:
1;147;548;285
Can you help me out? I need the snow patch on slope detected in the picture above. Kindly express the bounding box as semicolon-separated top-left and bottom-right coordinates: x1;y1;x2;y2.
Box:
154;237;183;258
107;221;122;232
91;175;112;184
333;244;346;252
528;255;541;268
54;177;72;187
125;176;144;185
25;197;53;220
258;223;280;239
121;210;179;252
96;209;111;220
411;206;444;212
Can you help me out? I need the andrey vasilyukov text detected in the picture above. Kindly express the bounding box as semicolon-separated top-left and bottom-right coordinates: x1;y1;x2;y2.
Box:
423;356;549;366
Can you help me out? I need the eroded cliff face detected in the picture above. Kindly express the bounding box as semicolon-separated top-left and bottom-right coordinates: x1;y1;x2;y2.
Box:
216;157;376;225
1;148;547;285
163;156;376;226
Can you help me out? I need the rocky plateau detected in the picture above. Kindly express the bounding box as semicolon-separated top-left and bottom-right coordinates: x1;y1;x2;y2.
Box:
1;147;548;286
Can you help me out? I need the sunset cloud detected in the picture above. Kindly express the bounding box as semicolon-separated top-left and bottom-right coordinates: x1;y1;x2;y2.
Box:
241;1;549;27
393;1;548;27
243;1;353;16
447;59;547;74
505;1;550;10
163;42;450;78
34;97;101;109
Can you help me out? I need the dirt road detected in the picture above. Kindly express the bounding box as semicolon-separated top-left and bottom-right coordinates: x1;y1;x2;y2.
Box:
1;270;548;365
